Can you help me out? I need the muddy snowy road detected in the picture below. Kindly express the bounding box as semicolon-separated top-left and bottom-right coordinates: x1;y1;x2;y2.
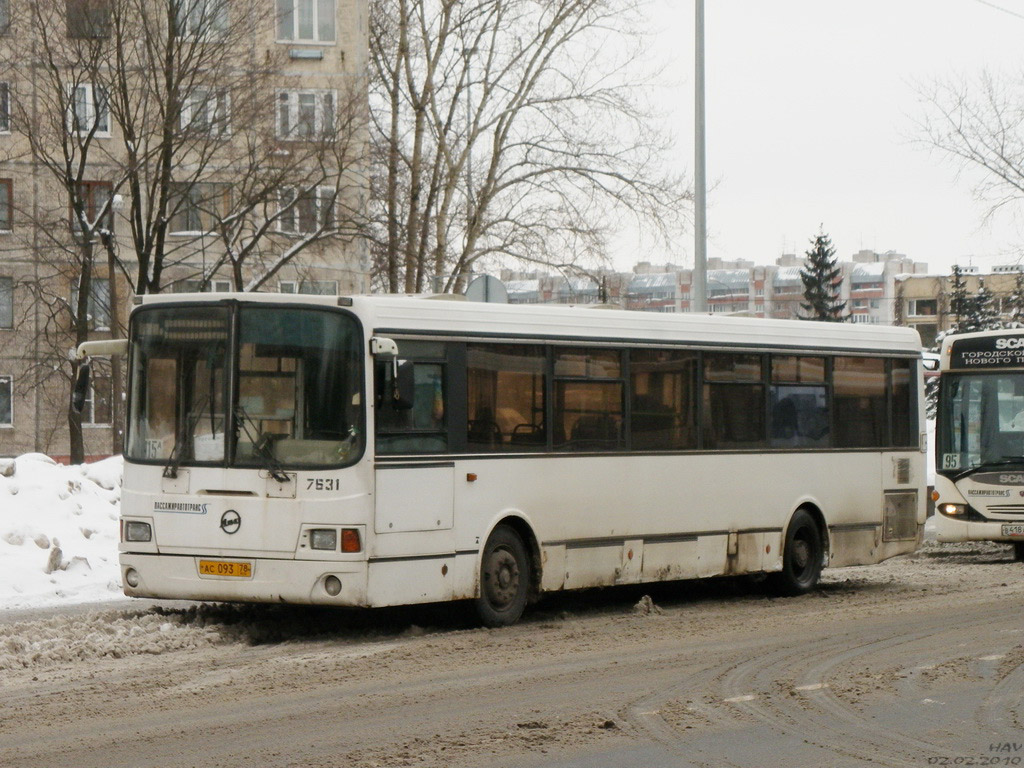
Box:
2;541;1023;768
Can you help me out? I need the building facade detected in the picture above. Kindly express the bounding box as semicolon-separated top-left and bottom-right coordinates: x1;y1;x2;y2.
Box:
506;251;928;325
0;0;370;460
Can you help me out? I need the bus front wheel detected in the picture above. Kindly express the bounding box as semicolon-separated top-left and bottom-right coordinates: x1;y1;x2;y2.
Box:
1014;542;1024;562
769;510;824;596
475;525;530;627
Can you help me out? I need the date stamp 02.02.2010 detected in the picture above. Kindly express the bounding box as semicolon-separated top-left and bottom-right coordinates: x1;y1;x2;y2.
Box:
926;743;1024;766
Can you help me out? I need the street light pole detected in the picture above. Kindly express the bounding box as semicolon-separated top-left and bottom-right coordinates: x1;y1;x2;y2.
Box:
692;0;707;313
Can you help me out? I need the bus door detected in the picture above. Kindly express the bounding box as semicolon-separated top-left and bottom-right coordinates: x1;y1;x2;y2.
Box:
373;348;456;542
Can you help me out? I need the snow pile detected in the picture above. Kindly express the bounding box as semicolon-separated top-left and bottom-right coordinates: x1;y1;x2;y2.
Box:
0;454;123;611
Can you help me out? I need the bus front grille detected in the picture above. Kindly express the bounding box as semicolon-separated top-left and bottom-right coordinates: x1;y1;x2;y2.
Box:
984;505;1024;516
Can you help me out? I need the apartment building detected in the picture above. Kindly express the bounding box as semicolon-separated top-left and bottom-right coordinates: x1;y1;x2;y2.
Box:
0;0;370;460
896;266;1024;349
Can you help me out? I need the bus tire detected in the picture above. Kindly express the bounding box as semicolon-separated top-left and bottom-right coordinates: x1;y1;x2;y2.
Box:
769;509;823;596
1014;542;1024;562
475;524;530;627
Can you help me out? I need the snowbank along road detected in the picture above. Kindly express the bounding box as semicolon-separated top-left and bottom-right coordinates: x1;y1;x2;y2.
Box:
1;540;1022;768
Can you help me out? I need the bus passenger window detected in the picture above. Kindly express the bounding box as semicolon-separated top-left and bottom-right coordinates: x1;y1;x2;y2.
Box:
703;353;765;449
630;349;697;450
770;356;828;448
467;344;546;451
833;357;886;448
891;358;916;447
553;348;624;452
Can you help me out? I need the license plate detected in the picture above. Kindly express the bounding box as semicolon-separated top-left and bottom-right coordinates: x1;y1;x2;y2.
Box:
1001;524;1024;538
198;560;252;578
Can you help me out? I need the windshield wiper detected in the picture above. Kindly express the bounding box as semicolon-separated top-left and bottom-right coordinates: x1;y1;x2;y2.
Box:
235;404;291;484
951;456;1024;482
163;395;210;479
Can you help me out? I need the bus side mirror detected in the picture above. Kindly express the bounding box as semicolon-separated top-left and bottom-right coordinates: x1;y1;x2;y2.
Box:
72;359;91;415
922;357;940;372
371;336;414;410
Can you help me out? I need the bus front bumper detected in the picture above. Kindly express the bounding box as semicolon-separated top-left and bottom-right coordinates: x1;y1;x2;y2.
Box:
933;514;1024;544
120;553;370;606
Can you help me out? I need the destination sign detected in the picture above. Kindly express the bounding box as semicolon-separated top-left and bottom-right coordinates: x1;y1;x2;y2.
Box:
950;334;1024;368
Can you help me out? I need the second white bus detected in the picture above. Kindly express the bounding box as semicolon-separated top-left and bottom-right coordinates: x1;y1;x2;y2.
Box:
81;294;927;625
934;328;1024;561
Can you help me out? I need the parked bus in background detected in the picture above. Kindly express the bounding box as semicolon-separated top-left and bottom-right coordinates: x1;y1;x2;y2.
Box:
78;294;926;625
934;328;1024;561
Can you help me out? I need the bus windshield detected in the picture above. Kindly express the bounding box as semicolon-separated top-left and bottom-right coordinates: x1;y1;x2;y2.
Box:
938;372;1024;476
126;304;363;469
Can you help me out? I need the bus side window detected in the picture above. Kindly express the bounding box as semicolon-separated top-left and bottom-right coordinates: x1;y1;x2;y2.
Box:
629;349;697;450
375;342;448;454
466;344;546;452
769;355;828;448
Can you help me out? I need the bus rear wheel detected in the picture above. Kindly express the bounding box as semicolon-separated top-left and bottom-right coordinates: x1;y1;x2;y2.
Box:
1014;542;1024;562
769;510;823;596
475;525;530;627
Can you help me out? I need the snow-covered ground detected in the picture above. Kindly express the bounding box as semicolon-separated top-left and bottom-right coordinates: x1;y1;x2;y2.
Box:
0;453;124;611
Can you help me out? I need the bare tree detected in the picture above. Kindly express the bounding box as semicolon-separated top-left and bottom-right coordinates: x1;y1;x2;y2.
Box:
369;0;689;294
0;0;369;460
916;71;1024;234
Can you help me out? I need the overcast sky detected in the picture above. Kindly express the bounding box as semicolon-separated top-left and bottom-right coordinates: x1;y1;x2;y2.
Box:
621;0;1024;275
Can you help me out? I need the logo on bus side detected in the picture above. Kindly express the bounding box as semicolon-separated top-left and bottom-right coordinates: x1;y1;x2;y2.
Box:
220;510;241;535
153;501;209;514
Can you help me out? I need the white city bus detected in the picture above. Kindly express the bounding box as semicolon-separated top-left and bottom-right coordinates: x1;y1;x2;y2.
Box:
79;294;926;625
934;328;1024;561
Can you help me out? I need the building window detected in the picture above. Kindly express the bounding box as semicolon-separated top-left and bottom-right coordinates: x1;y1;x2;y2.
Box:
168;182;230;234
278;279;337;295
0;276;11;328
68;84;110;136
907;299;937;317
180;88;230;135
0;178;11;231
0;82;9;132
276;89;334;140
0;375;10;426
171;278;232;293
277;186;334;234
72;180;114;233
66;0;110;37
174;0;227;38
82;374;111;425
70;277;111;331
276;0;335;43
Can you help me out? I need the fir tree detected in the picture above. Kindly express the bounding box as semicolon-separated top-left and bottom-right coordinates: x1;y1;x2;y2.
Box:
948;264;970;333
799;229;847;321
969;277;1001;332
1009;271;1024;328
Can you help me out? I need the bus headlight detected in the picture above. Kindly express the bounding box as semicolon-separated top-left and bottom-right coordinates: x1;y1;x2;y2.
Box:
310;529;338;551
938;503;967;517
124;522;152;542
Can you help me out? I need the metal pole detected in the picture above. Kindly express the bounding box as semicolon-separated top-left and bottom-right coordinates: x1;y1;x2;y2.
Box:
692;0;707;313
